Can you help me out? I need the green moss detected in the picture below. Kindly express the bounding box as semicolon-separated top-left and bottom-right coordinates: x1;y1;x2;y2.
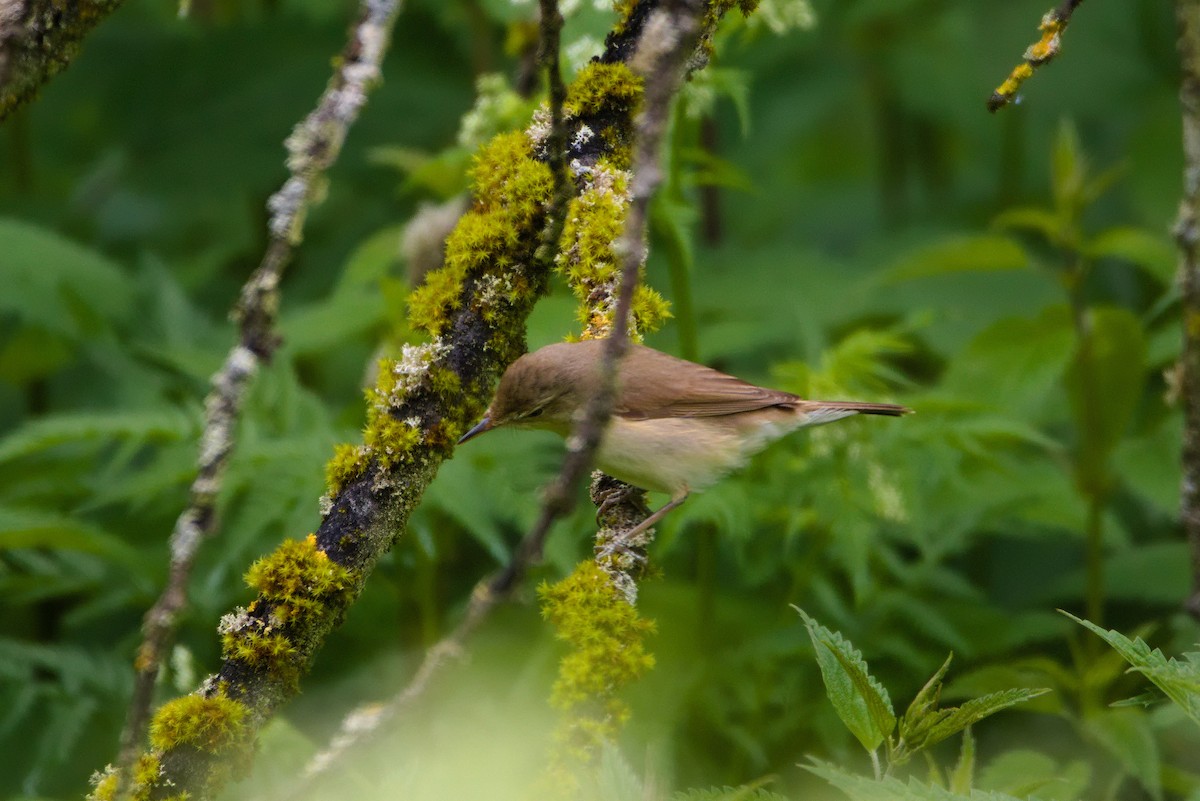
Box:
221;628;301;691
324;443;369;495
87;755;162;801
245;534;353;624
363;411;423;470
556;165;670;339
612;0;638;34
149;694;248;754
539;562;656;759
564;62;643;120
408;131;553;337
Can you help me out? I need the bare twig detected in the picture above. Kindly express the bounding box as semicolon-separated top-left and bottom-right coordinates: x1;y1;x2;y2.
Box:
115;0;403;785
987;0;1086;113
1175;0;1200;621
0;0;125;122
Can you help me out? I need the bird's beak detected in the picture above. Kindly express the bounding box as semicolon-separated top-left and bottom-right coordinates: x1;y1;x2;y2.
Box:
458;415;493;445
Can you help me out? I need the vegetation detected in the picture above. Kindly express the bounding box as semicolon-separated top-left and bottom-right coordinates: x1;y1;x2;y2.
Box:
0;0;1196;799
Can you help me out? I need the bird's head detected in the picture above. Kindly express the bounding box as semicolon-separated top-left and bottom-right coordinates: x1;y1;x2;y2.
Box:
458;342;600;444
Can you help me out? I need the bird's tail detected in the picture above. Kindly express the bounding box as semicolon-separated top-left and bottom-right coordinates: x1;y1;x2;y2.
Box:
811;401;910;416
795;400;911;427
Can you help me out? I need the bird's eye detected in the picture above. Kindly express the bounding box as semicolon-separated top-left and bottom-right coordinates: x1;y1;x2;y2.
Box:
527;407;544;419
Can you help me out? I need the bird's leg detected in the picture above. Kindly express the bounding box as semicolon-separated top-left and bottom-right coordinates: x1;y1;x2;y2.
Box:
594;479;652;523
595;492;689;563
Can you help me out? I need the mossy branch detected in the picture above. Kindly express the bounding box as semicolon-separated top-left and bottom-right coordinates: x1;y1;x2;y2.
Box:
92;1;755;798
987;0;1086;113
0;0;125;122
113;0;403;795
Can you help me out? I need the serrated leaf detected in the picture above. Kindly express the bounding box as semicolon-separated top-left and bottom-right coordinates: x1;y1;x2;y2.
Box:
805;758;1031;801
796;607;895;752
885;235;1029;282
0;507;144;568
0;218;134;337
673;787;789;801
900;654;953;741
1084;709;1162;800
0;409;196;463
1063;612;1200;726
909;688;1050;754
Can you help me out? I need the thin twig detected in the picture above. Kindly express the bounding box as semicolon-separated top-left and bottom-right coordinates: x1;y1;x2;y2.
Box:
1174;0;1200;621
115;0;403;786
300;0;707;780
987;0;1086;113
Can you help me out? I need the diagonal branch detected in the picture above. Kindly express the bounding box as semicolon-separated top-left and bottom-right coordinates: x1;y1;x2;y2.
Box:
114;0;404;789
987;0;1086;113
0;0;125;122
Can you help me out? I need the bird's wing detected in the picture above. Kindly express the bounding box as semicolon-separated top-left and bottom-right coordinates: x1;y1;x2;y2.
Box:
614;346;799;420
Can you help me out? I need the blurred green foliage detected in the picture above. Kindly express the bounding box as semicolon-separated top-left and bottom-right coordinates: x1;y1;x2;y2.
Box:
1;0;1198;799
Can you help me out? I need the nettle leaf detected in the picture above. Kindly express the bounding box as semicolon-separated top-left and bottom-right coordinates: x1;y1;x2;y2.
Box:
1063;306;1146;481
673;787;789;801
898;654;1048;762
884;235;1029;282
805;759;1033;801
0;408;196;463
1083;709;1162;801
1063;612;1200;726
905;689;1050;757
0;218;134;337
796;607;895;752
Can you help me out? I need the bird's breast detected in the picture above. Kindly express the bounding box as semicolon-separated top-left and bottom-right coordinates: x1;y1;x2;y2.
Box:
594;410;803;498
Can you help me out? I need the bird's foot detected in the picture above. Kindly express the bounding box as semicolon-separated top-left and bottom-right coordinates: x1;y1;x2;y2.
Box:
591;475;652;524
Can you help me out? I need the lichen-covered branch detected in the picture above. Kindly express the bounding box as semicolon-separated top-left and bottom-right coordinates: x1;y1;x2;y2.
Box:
1175;0;1200;621
0;0;125;122
986;0;1086;113
88;1;756;798
98;1;404;798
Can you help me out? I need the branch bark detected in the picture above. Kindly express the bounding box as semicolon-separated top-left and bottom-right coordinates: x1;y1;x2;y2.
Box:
0;0;125;122
987;0;1086;113
1174;0;1200;621
109;0;403;795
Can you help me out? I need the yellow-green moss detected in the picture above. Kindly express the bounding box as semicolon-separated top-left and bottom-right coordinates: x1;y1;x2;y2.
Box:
539;562;656;758
564;62;643;120
611;0;638;34
324;442;369;495
86;754;162;801
149;694;247;754
556;164;671;340
245;534;353;624
409;131;553;337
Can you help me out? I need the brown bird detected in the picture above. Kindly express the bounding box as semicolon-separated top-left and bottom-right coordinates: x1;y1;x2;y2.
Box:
459;340;909;534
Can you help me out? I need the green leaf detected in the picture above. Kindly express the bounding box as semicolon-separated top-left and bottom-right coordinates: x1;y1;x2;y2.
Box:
906;688;1050;755
884;235;1029;282
1051;120;1085;212
796;607;896;752
0;409;196;463
949;728;975;795
1084;226;1176;283
673;788;789;801
977;750;1091;801
0;507;143;568
991;206;1065;244
1083;709;1162;801
1063;612;1200;726
805;759;1031;801
0;218;134;337
1063;306;1147;480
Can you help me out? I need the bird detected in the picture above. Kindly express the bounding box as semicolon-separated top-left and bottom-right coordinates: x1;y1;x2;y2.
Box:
458;340;909;536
